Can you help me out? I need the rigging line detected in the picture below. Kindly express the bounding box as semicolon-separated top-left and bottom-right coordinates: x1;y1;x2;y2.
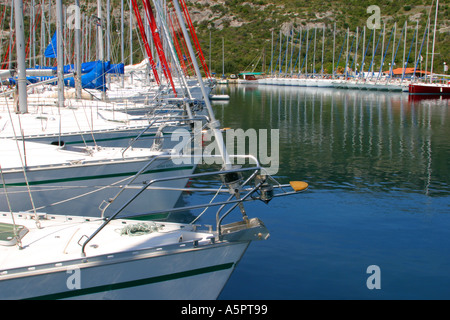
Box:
273;31;283;76
376;25;395;83
142;0;176;93
413;21;429;83
168;12;188;76
0;164;23;248
177;0;211;78
0;5;7;60
25;3;42;64
389;22;406;81
68;103;93;148
293;28;304;74
279;32;289;74
345;31;356;77
301;29;313;75
130;0;161;85
402;26;418;82
287;29;295;75
269;32;280;76
190;184;223;225
358;28;374;80
367;27;382;80
30;174;135;212
243;50;261;73
334;29;347;77
0;83;41;228
350;29;363;71
0;165;15;216
81;102;99;148
171;8;195;76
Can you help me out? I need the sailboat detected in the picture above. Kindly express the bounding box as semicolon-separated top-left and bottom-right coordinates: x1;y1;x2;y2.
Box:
0;0;200;219
409;0;450;95
0;0;309;300
0;160;308;299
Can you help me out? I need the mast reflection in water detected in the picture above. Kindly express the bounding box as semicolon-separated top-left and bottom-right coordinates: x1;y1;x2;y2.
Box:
215;85;450;196
211;85;450;299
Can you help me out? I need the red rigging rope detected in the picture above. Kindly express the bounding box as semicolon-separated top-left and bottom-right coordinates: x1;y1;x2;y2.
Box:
176;0;211;79
168;12;188;77
0;5;7;68
130;0;160;85
170;7;195;76
1;5;14;69
142;0;177;96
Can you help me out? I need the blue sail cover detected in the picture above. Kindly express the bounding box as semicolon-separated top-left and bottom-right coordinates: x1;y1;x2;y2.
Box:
64;61;107;91
9;61;108;91
44;32;57;58
43;32;123;76
107;63;124;74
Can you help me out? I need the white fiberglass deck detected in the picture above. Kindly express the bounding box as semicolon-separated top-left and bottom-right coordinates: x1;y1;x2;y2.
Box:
0;212;213;273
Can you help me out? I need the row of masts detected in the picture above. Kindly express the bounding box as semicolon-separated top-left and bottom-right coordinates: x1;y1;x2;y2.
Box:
1;0;140;68
10;0;231;169
250;1;443;84
2;0;198;90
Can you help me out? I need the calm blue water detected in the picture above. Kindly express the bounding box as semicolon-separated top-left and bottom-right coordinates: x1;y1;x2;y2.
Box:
204;85;450;300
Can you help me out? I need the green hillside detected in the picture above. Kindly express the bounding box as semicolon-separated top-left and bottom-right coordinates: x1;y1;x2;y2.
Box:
0;0;448;77
187;0;450;76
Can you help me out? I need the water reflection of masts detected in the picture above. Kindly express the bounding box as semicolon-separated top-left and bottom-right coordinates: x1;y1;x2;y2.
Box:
424;103;432;196
263;86;446;194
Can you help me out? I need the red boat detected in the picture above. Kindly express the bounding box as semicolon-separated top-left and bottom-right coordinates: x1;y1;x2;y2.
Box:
409;83;450;95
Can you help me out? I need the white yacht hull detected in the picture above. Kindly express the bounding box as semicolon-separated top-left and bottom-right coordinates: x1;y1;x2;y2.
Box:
0;157;195;218
1;241;248;300
0;213;264;300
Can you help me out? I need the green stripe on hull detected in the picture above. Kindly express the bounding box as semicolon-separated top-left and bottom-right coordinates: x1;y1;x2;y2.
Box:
20;133;156;146
63;133;156;145
26;262;234;300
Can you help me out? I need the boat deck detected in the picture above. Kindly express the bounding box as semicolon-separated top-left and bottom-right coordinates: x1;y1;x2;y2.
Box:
0;138;166;170
0;212;214;277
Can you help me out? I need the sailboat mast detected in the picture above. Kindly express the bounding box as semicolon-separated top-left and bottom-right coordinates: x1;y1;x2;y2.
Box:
222;36;225;78
372;27;375;75
14;0;27;113
121;0;125;87
402;21;407;82
305;28;309;76
360;26;365;80
354;27;359;78
390;22;396;80
332;23;335;78
9;0;14;70
75;0;82;99
97;0;106;100
129;0;133;67
313;27;316;76
297;28;302;75
380;23;385;79
270;31;273;75
345;27;349;78
172;0;231;170
430;0;439;83
56;0;64;109
321;25;325;77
